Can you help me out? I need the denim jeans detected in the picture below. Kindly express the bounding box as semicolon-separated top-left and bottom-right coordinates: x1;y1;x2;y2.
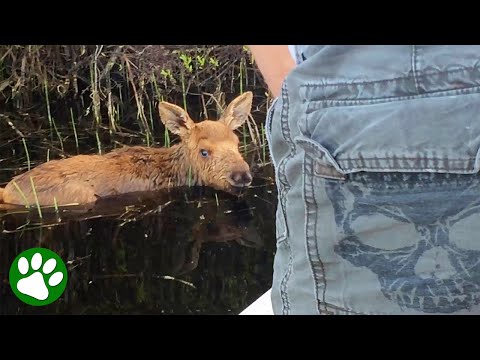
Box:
266;45;480;314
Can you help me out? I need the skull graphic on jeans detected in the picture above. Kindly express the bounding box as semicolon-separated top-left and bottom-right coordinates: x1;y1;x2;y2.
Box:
325;172;480;313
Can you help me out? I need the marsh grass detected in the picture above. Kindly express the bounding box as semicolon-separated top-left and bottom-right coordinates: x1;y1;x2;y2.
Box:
21;137;31;171
43;78;53;140
11;180;30;208
0;45;273;220
164;128;171;148
70;108;79;154
29;176;42;219
188;165;192;187
261;122;267;164
53;196;59;214
181;71;187;111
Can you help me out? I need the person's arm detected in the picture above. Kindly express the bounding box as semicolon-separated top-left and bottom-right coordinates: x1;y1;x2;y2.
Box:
248;45;296;98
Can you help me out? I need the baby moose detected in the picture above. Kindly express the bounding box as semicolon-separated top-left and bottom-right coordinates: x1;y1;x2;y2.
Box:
0;92;254;206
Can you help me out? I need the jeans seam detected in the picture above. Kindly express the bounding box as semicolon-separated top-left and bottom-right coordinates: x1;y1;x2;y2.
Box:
303;83;480;106
411;45;420;94
280;240;292;315
302;66;478;89
277;84;294;239
304;153;328;315
277;82;294;314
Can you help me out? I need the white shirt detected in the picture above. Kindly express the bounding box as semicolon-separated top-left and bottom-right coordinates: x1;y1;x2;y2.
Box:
288;45;297;62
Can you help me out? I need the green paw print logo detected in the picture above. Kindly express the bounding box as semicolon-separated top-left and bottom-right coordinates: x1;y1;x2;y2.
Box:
9;248;68;306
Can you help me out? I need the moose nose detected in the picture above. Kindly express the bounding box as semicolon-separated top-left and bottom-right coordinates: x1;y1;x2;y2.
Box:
228;171;253;187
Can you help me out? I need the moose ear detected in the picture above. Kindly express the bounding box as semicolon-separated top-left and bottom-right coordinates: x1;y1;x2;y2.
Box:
220;91;253;130
158;102;195;136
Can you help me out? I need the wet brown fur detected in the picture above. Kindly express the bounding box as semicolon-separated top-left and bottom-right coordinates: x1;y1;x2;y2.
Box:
0;92;253;206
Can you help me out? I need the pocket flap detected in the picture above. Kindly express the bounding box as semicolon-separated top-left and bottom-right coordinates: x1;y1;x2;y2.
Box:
298;90;480;175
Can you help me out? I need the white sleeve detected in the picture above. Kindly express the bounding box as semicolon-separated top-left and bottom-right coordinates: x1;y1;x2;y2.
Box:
288;45;297;62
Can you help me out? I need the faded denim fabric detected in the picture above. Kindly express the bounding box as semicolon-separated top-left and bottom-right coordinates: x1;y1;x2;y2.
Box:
265;45;480;314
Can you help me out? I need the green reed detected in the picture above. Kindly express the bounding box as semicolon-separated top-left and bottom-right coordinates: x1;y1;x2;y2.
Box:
70;108;79;154
29;176;42;219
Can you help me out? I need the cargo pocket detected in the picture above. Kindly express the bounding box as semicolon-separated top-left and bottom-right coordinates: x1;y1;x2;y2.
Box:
295;86;480;314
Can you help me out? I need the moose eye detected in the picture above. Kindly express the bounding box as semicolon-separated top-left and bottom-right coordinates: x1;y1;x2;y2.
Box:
200;149;209;158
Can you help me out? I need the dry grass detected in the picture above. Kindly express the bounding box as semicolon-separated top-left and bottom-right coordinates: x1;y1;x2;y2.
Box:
0;45;272;164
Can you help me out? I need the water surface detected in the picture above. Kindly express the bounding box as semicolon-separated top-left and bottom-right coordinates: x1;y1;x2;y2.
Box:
0;116;277;315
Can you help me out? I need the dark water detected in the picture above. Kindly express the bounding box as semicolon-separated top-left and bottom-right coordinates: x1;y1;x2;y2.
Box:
0;116;277;315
